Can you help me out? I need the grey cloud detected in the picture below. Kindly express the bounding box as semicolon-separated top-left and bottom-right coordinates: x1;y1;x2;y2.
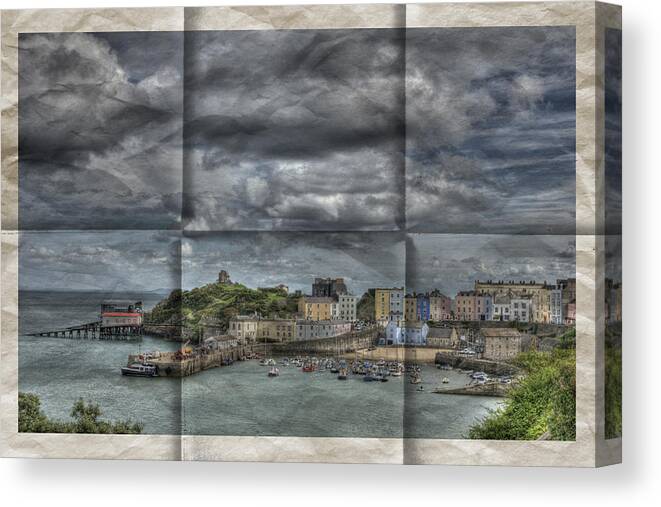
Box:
406;234;575;296
19;32;183;229
19;231;181;292
405;27;576;234
183;29;405;231
182;232;405;294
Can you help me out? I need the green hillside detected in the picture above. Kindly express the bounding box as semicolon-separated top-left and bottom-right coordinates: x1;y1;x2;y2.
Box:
145;282;300;336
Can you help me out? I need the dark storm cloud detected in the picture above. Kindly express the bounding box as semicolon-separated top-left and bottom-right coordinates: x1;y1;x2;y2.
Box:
406;234;575;296
18;32;183;229
181;232;405;295
406;27;576;234
605;235;622;283
19;231;181;292
605;28;622;235
183;29;405;231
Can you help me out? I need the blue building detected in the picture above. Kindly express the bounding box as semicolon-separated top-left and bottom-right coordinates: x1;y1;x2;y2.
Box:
416;294;431;321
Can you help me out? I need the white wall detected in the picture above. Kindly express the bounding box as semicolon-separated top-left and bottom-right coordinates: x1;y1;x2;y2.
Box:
1;0;660;505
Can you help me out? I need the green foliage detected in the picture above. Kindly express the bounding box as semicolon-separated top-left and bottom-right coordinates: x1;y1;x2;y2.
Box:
357;292;375;321
468;349;576;441
559;327;577;349
605;324;622;438
19;393;143;434
145;282;298;335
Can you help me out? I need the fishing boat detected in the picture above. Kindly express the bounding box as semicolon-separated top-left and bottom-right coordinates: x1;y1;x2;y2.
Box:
121;363;157;377
268;366;280;377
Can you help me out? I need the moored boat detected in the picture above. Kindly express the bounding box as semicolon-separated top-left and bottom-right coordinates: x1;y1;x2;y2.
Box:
121;363;157;377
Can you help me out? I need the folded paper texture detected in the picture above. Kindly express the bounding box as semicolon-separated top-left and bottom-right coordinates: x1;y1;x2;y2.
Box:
0;2;621;466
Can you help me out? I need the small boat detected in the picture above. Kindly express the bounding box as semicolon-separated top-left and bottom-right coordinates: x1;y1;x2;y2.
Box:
417;385;424;392
259;358;269;366
268;366;280;377
302;363;316;372
337;368;348;380
121;363;157;377
410;375;422;385
441;377;450;384
364;373;376;382
391;370;402;377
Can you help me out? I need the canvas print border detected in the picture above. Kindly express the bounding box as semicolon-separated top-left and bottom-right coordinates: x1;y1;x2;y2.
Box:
0;2;621;466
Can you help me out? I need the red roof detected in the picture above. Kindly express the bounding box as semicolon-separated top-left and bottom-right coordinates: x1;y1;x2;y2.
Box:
102;312;142;317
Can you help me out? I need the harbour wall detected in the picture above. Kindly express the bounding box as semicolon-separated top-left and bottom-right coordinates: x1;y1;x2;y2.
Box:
129;345;253;377
267;328;380;356
434;351;521;376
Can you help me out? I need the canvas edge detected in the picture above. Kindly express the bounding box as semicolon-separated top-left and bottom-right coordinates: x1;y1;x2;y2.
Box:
0;2;620;467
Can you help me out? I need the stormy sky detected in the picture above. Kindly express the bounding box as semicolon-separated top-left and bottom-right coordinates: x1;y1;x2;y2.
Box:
19;231;180;292
181;232;405;294
183;29;405;231
407;234;576;296
605;28;622;235
18;32;183;229
406;27;576;234
17;27;579;298
19;230;574;300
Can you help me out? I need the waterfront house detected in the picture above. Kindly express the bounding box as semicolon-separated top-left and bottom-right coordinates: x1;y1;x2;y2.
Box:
480;328;524;361
426;327;458;348
295;320;352;341
298;296;335;321
100;300;143;328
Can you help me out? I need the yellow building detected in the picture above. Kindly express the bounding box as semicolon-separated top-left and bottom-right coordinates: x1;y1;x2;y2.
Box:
374;289;391;323
298;296;334;321
228;316;295;342
405;295;418;322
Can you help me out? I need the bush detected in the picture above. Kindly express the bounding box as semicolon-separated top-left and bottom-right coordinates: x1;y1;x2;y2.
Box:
468;349;576;441
19;393;143;434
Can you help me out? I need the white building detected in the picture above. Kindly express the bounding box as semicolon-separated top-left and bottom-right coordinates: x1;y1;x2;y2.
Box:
333;294;357;322
550;288;563;324
389;289;404;323
295;320;352;341
382;321;429;346
510;296;534;323
492;294;511;321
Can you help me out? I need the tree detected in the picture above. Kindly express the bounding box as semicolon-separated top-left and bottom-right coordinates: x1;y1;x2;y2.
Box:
18;393;143;434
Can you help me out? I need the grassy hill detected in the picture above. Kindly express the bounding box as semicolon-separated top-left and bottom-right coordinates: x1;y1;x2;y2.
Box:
145;282;300;336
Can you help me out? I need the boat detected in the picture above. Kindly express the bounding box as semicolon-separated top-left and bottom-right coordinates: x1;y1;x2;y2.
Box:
391;370;402;377
259;358;269;366
363;372;376;382
121;363;157;377
417;385;424;392
441;377;450;384
268;366;280;377
337;368;348;380
410;375;422;385
302;363;316;372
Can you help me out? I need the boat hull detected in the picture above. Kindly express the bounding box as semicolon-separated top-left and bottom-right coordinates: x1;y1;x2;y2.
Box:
121;367;156;377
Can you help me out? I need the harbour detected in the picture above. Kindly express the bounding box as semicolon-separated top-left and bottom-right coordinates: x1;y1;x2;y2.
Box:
19;291;503;438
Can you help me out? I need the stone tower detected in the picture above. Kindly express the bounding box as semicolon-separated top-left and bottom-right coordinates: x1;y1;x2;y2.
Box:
218;270;231;284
